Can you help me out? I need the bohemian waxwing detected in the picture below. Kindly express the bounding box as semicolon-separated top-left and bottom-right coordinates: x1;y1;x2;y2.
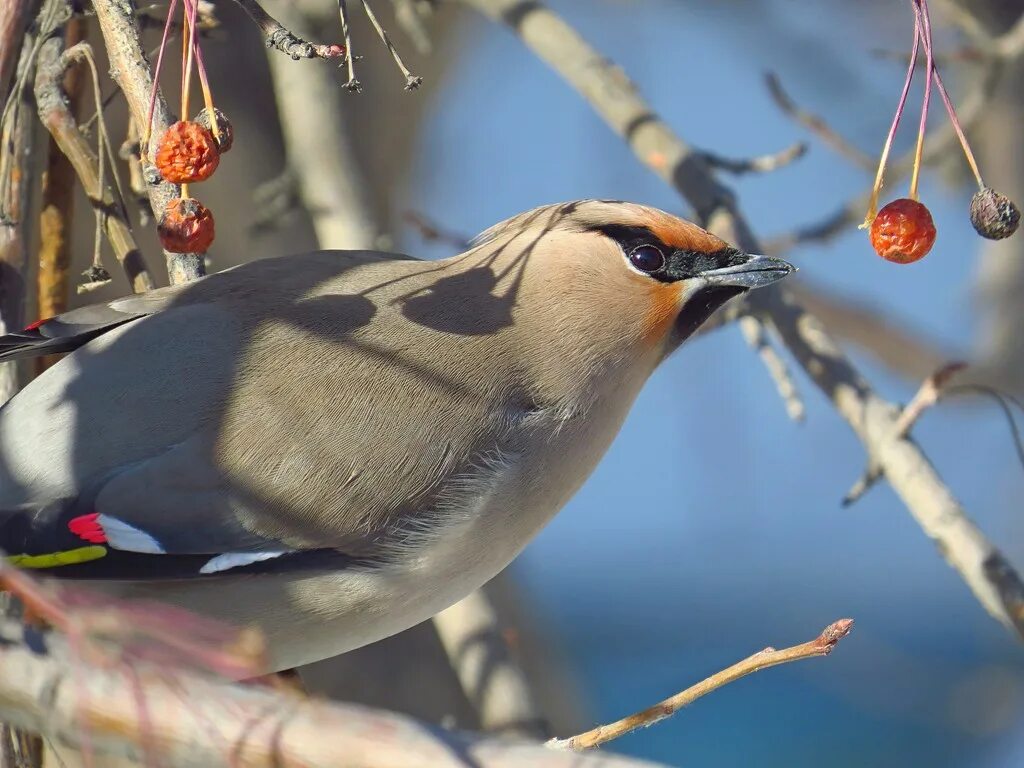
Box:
0;200;793;673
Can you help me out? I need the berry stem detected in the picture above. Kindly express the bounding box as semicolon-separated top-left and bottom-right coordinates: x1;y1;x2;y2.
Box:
908;0;933;201
181;0;197;120
922;0;985;189
862;8;921;227
144;0;179;147
187;2;219;140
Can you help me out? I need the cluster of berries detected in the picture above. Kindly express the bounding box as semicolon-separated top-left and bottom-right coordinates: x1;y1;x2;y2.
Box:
864;0;1019;264
154;108;232;254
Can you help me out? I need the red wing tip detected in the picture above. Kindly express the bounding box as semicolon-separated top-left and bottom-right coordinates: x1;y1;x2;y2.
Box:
23;317;49;331
68;512;107;544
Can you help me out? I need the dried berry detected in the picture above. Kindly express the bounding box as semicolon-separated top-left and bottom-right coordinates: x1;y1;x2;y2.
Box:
155;121;220;184
969;187;1020;241
193;106;233;154
869;198;936;264
158;197;215;253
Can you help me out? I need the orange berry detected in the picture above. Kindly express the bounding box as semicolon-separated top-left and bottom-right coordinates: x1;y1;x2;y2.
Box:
158;197;215;253
869;198;936;264
155;121;220;184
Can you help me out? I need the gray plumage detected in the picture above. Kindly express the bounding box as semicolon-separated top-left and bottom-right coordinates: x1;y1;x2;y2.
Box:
0;201;792;672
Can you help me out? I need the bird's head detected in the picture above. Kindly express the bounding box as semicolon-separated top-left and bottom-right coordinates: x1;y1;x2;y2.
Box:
471;200;794;367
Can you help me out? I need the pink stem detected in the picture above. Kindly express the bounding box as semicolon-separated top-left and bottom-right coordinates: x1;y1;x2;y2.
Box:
909;0;934;200
923;1;985;187
863;2;921;224
144;0;179;146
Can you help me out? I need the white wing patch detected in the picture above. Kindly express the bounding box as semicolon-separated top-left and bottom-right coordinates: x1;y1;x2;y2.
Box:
96;514;165;553
199;551;289;574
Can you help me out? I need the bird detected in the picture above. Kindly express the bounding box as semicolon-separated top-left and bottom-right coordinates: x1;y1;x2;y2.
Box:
0;200;792;673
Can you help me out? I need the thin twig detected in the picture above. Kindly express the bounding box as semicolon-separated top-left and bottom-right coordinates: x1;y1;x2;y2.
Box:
359;0;422;88
338;0;360;91
764;72;875;171
34;35;154;293
231;0;346;60
738;315;805;422
549;620;853;751
697;141;807;176
843;361;967;506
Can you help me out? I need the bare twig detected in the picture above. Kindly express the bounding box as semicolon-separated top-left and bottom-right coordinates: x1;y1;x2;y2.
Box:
549;620;853;751
91;0;203;284
844;361;967;506
34;37;154;294
263;0;380;248
434;589;548;739
231;0;346;59
359;0;423;88
738;315;805;422
460;0;1024;642
764;72;875;171
338;0;361;91
697;140;807;176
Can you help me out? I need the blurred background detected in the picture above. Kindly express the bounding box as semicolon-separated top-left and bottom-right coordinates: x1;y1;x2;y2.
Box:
18;0;1024;765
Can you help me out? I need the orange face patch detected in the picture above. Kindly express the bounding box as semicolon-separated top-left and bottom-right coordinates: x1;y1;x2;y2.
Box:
640;281;684;345
636;210;729;256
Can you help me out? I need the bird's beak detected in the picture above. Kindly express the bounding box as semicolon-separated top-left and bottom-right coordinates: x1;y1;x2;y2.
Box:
700;254;796;291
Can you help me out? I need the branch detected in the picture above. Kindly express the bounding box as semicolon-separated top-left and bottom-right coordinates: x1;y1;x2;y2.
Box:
433;589;548;739
90;0;203;285
764;73;875;171
231;0;346;59
549;619;853;751
459;0;1024;642
34;36;154;294
696;140;807;176
263;0;380;249
0;614;662;768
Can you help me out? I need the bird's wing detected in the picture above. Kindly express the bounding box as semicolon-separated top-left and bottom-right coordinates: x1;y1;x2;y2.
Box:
0;249;531;580
0;281;193;362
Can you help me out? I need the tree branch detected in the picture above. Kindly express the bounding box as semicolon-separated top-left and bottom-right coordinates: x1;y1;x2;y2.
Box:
458;0;1024;642
549;619;853;751
232;0;346;60
90;0;203;285
433;588;548;739
34;36;154;294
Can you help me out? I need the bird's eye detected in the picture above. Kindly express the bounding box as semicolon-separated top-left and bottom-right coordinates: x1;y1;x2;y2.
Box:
628;245;665;273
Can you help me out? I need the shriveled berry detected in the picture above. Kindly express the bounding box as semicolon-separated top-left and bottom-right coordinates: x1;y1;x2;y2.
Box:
970;187;1020;240
193;106;233;154
155;121;220;184
869;198;936;264
158;197;215;253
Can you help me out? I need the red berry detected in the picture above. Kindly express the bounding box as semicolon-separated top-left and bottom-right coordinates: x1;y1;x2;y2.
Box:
158;197;215;253
155;121;220;184
869;198;936;264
